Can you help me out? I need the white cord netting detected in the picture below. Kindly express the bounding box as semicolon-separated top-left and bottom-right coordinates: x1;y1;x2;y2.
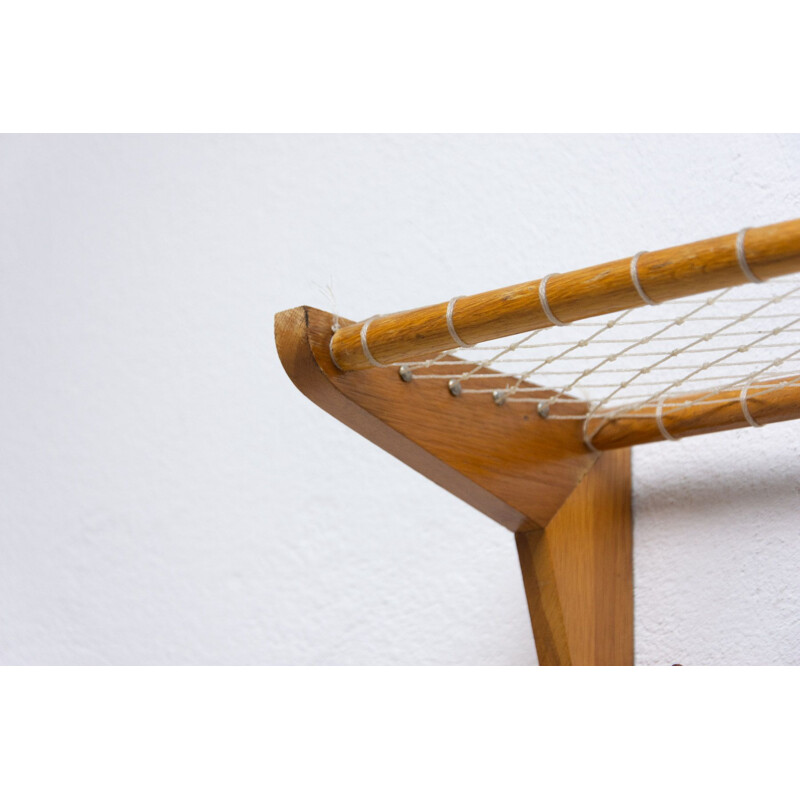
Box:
388;277;800;428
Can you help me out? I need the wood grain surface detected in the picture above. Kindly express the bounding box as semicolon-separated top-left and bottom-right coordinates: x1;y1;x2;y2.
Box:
276;305;634;665
276;306;598;531
516;449;633;665
588;375;800;449
329;218;800;370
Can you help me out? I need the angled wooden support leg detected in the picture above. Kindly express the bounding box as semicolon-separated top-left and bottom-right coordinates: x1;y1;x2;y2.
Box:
276;306;633;665
516;449;633;665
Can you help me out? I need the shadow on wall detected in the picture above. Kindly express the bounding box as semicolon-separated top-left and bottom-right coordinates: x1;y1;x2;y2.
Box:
633;435;800;519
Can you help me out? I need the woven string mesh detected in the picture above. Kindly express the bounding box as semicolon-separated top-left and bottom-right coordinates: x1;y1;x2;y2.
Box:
387;277;800;435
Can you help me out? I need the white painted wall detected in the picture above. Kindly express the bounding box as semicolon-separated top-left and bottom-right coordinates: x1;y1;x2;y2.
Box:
2;134;799;665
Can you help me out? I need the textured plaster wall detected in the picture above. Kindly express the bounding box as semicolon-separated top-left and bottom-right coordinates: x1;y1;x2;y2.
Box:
2;134;799;665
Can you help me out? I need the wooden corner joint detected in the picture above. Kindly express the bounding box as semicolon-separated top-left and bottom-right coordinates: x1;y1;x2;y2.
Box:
276;306;633;665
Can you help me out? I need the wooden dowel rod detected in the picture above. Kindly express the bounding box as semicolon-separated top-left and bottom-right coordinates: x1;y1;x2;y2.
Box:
587;375;800;450
330;218;800;371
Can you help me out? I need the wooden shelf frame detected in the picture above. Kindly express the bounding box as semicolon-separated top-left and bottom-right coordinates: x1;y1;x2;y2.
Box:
276;219;800;664
276;306;633;665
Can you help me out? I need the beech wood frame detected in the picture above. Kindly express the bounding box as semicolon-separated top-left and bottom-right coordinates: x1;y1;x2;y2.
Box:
276;306;633;665
276;219;800;664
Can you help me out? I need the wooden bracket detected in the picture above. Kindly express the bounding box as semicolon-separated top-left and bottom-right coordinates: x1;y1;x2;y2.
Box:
276;306;633;665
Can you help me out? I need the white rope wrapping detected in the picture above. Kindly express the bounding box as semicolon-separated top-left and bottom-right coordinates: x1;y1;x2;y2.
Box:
538;274;566;326
582;416;600;453
360;316;384;368
390;255;800;433
655;397;679;441
446;296;470;348
739;378;762;427
329;337;344;371
630;251;657;306
736;228;763;284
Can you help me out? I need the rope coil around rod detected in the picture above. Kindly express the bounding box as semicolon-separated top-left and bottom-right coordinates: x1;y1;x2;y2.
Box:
736;228;763;284
630;251;657;306
740;377;763;428
538;274;567;326
655;397;679;441
446;297;470;348
360;316;385;368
